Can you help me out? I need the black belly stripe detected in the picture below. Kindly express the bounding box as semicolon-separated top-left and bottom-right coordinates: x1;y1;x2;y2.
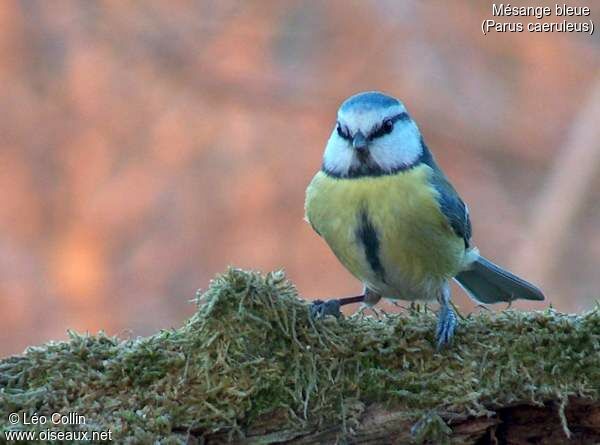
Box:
356;211;386;282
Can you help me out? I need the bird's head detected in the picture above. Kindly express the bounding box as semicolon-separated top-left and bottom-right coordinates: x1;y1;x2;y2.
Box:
322;91;423;178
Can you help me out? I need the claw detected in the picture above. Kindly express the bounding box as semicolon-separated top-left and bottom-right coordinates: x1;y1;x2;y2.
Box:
436;303;457;350
310;299;342;319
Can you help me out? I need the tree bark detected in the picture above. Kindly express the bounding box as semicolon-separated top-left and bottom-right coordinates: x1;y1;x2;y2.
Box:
201;400;600;444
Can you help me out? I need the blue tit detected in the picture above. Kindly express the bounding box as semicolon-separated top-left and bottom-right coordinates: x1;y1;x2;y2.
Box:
305;91;544;348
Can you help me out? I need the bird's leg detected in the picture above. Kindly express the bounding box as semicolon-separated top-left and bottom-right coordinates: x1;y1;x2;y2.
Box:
310;287;381;319
436;284;457;349
310;294;365;318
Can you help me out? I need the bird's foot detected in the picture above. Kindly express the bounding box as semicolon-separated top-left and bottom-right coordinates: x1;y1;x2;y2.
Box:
309;294;366;319
310;299;342;319
435;303;457;350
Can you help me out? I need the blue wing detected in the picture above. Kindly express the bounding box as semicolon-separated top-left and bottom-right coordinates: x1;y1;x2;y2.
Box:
420;143;472;248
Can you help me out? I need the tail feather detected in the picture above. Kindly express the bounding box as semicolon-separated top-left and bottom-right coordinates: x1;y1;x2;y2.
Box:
455;255;545;304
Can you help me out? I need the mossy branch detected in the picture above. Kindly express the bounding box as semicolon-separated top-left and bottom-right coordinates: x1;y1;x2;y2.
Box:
1;269;600;444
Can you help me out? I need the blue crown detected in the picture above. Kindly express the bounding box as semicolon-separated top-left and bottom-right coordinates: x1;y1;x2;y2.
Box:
340;91;399;112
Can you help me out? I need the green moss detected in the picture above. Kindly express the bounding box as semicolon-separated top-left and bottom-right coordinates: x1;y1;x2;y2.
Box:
1;268;599;443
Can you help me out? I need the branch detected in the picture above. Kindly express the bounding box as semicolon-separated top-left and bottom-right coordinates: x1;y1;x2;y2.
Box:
1;269;599;444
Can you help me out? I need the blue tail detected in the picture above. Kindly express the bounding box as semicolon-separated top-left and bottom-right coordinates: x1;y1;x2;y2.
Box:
455;256;545;304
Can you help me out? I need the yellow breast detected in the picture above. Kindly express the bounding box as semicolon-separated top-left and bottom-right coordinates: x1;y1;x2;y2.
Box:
305;166;465;298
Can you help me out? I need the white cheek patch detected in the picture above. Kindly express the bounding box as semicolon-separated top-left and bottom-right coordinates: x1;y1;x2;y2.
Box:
368;122;422;172
322;131;358;175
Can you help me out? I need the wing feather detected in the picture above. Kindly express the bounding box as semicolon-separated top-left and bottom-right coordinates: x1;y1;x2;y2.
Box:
421;144;471;247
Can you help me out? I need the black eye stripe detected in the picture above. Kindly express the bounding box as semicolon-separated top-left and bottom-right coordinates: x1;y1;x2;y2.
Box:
336;112;409;141
390;111;410;124
336;122;351;140
369;112;410;139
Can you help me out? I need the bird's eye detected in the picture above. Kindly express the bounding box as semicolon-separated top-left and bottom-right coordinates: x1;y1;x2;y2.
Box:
336;123;350;140
382;119;394;134
369;118;395;139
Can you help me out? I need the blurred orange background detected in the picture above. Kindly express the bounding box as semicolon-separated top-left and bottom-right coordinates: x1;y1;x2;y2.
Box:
1;1;599;357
